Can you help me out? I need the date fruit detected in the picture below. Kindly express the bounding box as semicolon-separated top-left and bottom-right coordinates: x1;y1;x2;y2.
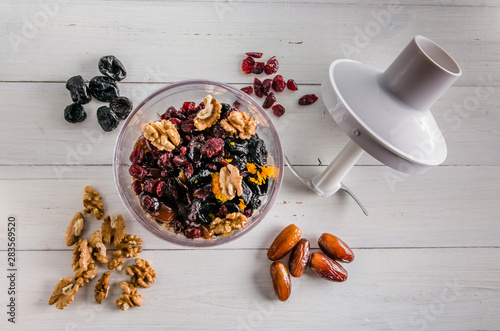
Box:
318;233;354;263
289;238;310;277
309;252;348;282
270;261;291;301
267;224;301;261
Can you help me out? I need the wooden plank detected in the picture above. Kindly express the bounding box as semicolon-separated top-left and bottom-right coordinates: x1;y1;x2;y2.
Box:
1;248;499;330
0;83;498;166
0;1;498;86
1;165;499;250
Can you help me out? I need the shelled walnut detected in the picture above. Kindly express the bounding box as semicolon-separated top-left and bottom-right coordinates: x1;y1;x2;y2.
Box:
108;257;124;271
141;119;180;152
65;212;85;246
220;110;256;140
94;271;111;304
116;281;142;311
75;263;97;287
126;258;157;288
83;186;105;220
219;164;243;200
101;214;126;247
48;278;80;310
112;234;143;258
89;230;108;263
72;239;93;272
193;94;222;131
209;212;248;236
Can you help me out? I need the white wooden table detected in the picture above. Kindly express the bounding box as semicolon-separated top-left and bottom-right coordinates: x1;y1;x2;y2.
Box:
1;1;499;330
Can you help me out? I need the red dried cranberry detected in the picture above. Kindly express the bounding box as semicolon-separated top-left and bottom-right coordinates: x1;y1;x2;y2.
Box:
160;106;177;120
129;164;148;181
287;79;298;91
173;155;189;167
264;56;279;75
130;147;144;164
262;79;272;95
144;179;159;194
219;205;228;218
184;164;194;179
298;94;319;105
207;163;218;171
241;57;256;75
184;227;201;239
254;78;264;98
272;75;286;92
182;102;196;112
169;117;182;127
132;180;143;195
158;152;173;170
241;86;253;95
156;181;167;197
210;123;226;139
262;92;277;109
201;137;224;158
140;194;160;213
170;220;184;233
243;209;252;217
181;119;195;133
180;146;187;155
272;104;285;117
246;52;263;58
252;62;265;74
145;140;161;157
196;102;205;111
232;101;242;111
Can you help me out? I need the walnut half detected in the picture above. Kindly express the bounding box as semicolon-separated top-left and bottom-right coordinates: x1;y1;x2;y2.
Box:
220;111;256;140
95;271;111;304
116;281;143;311
210;212;248;236
75;263;97;287
112;234;143;258
48;278;80;310
101;214;126;247
219;164;243;201
83;186;105;220
141;119;180;152
126;258;157;288
193;95;222;131
65;212;85;247
72;239;93;272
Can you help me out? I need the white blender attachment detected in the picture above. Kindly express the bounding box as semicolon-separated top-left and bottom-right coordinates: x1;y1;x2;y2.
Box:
285;35;462;215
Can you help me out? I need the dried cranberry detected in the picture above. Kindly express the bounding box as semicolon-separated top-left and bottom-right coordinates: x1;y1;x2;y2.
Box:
287;79;298;91
209;123;226;139
264;56;279;75
144;179;159;193
140;194;160;213
246;52;263;58
180;146;187;155
201;138;224;158
241;57;255;75
184;227;201;239
207;163;218;171
196;102;205;111
156;181;167;197
272;75;286;92
173;155;189;167
161;106;178;120
158;152;174;173
170;220;184;233
263;92;276;109
252;62;265;74
254;78;264;98
182;102;196;112
232;101;242;111
130;147;145;164
261;79;271;96
243;209;252;218
145;140;161;157
181;119;195;133
129;164;148;181
193;185;212;200
272;104;285;117
169;117;182;128
219;205;228;218
241;86;253;95
184;164;194;179
298;94;319;105
132;180;143;195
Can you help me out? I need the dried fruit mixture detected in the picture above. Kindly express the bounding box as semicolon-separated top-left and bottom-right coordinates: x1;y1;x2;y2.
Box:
129;95;277;239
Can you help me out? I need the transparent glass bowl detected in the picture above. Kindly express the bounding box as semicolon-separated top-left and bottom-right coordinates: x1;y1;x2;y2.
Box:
113;80;283;247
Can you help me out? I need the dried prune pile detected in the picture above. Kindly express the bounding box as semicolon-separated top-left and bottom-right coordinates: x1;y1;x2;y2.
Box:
63;55;133;132
129;98;276;240
240;52;319;117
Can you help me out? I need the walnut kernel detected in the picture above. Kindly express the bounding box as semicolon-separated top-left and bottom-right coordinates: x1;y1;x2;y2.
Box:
72;239;93;272
108;257;124;271
83;186;105;220
101;214;126;247
65;212;85;247
193;95;222;131
112;234;143;258
116;281;143;311
219;164;243;200
126;258;157;288
210;212;248;236
89;230;108;263
95;271;111;304
75;263;97;287
220;110;256;140
48;278;80;310
141;119;180;152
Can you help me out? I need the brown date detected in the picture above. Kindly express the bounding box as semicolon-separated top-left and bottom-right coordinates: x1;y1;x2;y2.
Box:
318;233;354;263
267;224;301;261
289;238;310;277
309;252;348;282
270;261;291;301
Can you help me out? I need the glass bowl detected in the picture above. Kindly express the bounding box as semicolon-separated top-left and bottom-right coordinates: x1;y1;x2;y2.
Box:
113;80;283;247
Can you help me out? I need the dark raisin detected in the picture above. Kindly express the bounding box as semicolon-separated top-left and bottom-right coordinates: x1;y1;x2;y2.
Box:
110;97;133;119
231;155;248;171
272;104;286;117
262;79;272;96
287;79;298;91
241;86;253;95
272;75;286;92
64;103;87;123
199;202;219;224
245;52;263;58
240;181;254;205
298;94;319;105
96;106;119;132
264;56;279;75
262;92;276;109
252;62;265;74
241;56;256;75
89;76;119;102
130;146;145;164
254;78;264;98
220;103;232;116
65;75;92;104
98;55;127;81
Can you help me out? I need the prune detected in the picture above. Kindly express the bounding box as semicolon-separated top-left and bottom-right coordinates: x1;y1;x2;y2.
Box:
89;76;119;102
220;103;232;116
110;97;133;119
96;106;119;132
248;138;268;166
64;103;87;123
189;169;212;188
231;155;248;171
240;181;254;205
98;55;127;81
66;75;92;104
226;139;249;156
188;199;202;222
199;202;219;224
224;201;241;214
244;177;265;197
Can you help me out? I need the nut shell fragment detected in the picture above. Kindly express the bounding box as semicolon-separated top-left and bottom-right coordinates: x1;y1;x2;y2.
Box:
220;110;256;140
83;186;105;220
65;212;85;246
95;271;111;304
102;214;126;247
194;95;222;131
141;119;180;152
